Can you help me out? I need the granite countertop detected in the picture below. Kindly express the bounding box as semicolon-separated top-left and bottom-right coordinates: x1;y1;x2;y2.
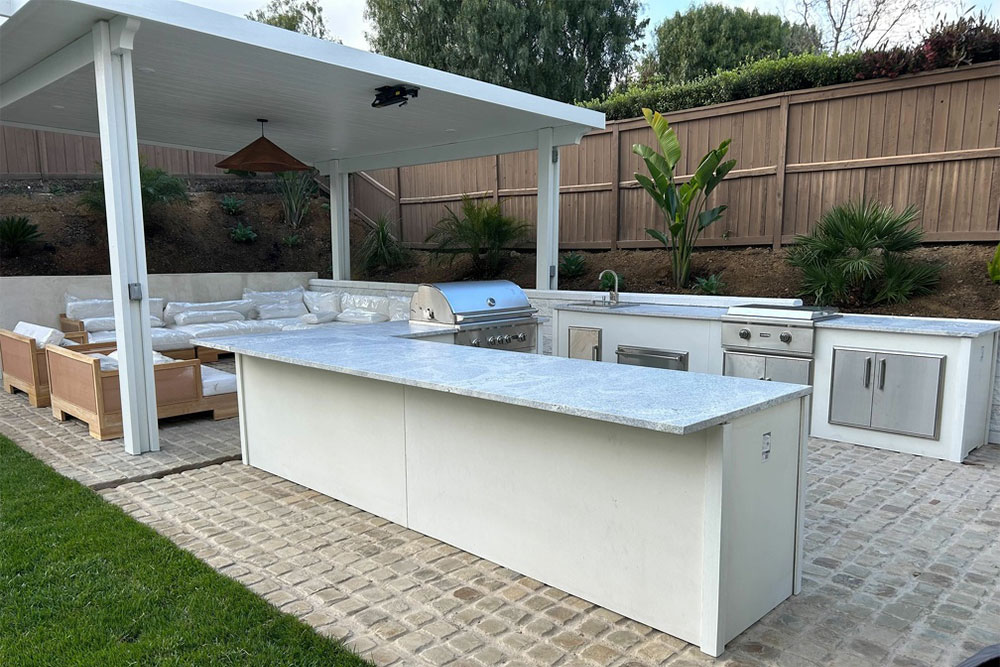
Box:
815;314;1000;338
553;302;729;320
202;322;811;436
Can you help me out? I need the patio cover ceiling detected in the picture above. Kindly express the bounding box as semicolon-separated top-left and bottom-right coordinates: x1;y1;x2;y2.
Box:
0;0;605;172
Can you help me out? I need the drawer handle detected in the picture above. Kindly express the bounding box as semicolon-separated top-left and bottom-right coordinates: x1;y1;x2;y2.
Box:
878;358;887;390
591;344;599;361
863;357;872;388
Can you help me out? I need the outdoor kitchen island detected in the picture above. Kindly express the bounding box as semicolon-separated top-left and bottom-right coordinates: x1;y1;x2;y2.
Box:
202;321;812;657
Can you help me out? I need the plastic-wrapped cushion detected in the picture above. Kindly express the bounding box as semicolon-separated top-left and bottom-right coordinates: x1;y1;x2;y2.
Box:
84;328;193;351
303;290;341;314
200;366;237;396
13;321;65;347
87;353;119;371
107;349;175;365
173;310;245;326
65;295;115;320
162;299;255;324
388;296;410;321
170;319;284;339
257;301;308;319
84;330;116;344
243;286;305;308
336;309;390;324
340;293;390;316
81;316;164;332
299;311;339;325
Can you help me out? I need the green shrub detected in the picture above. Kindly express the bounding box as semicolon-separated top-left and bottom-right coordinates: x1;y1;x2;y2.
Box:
559;252;586;279
786;200;940;306
230;222;258;243
276;171;317;229
220;195;245;216
0;216;43;256
281;233;304;248
425;196;531;279
987;244;1000;283
359;216;408;275
694;273;726;295
80;162;189;215
598;270;625;292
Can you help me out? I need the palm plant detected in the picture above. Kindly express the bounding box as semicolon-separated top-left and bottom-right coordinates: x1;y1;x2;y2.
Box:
786;200;940;306
633;108;735;288
359;216;408;275
0;216;43;256
425;196;531;279
275;171;317;229
80;161;189;216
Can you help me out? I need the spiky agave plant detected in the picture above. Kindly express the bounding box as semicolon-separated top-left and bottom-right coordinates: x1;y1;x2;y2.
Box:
359;215;408;274
787;200;940;306
425;196;530;279
0;215;43;256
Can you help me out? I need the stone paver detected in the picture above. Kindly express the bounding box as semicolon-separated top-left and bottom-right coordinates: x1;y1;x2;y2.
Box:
0;359;240;488
3;373;998;665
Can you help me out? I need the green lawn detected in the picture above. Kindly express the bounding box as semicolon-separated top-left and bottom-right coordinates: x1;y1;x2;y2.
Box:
0;434;370;666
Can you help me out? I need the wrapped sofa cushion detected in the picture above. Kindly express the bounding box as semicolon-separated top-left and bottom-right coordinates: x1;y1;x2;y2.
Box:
199;366;237;396
340;293;390;316
85;327;195;352
299;311;340;325
65;295;115;320
81;316;164;332
163;299;255;324
257;301;308;319
173;310;245;326
303;290;341;315
243;286;305;308
87;353;119;371
13;321;65;347
336;309;390;324
107;349;175;365
388;296;410;321
170;319;284;339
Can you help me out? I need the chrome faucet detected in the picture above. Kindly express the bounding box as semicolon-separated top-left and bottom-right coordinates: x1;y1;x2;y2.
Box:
598;270;620;305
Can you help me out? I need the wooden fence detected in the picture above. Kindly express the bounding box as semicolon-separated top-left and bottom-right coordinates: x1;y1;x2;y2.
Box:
352;62;1000;249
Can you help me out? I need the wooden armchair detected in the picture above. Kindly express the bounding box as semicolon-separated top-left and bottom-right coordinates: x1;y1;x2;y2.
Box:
0;329;91;407
44;345;237;440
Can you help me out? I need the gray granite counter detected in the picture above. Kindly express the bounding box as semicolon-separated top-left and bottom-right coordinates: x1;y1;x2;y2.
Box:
554;302;728;320
815;314;1000;338
202;323;810;436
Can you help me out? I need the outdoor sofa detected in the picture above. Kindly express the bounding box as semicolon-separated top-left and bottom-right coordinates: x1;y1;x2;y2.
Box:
0;322;90;407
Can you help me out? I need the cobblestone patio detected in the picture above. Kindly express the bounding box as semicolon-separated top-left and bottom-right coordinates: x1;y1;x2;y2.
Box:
2;379;998;665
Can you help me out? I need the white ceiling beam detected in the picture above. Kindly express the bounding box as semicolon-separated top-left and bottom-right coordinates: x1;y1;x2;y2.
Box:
0;31;94;108
0;1;14;18
333;125;588;174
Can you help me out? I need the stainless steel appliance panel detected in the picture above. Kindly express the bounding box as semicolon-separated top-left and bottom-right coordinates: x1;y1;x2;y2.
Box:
829;348;875;428
721;321;814;356
870;352;944;439
724;351;765;380
617;345;689;371
568;326;602;361
764;355;812;385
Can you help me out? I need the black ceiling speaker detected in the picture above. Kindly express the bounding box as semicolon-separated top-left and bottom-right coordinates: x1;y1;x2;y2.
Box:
372;85;419;108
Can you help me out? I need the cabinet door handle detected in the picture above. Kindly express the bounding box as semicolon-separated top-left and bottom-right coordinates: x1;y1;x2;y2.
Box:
863;357;872;388
591;344;600;361
877;358;887;390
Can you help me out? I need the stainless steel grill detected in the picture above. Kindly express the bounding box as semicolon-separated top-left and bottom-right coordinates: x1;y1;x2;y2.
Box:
410;280;538;352
721;304;840;384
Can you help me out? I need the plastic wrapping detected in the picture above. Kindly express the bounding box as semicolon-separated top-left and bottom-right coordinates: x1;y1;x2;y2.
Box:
64;295;115;320
388;296;411;321
13;321;65;347
303;290;341;314
173;310;245;326
336;309;390;324
257;301;308;319
108;349;174;365
340;293;390;316
163;299;255;324
243;286;305;308
81;316;163;332
87;353;119;371
299;311;340;325
170;319;285;339
199;366;238;396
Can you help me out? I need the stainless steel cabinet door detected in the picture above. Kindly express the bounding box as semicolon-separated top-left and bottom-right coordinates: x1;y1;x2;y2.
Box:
567;326;601;361
764;355;811;385
829;348;875;428
871;352;944;438
724;352;765;380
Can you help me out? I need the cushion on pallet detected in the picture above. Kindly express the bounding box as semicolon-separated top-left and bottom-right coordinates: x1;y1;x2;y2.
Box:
173;310;245;326
13;321;65;347
163;299;255;324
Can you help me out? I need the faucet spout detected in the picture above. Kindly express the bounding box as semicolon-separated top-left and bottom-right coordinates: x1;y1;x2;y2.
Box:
598;270;620;305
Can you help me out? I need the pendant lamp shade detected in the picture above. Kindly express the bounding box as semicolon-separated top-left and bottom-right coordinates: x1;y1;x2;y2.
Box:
215;119;311;172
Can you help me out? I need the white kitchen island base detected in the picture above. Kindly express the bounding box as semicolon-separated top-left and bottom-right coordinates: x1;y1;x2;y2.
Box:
233;348;809;657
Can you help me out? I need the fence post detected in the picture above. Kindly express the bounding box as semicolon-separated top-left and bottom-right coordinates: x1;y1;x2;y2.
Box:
610;123;621;250
394;167;403;234
493;155;501;204
772;96;790;250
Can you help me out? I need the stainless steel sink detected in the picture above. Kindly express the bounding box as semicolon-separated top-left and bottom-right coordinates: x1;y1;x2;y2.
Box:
574;300;633;309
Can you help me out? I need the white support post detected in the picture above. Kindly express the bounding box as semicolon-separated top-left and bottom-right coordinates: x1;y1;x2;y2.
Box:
92;18;159;455
330;160;351;280
535;128;560;290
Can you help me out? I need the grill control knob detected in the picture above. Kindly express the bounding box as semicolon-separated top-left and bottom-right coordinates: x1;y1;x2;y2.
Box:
488;336;496;345
503;334;512;344
471;338;481;347
779;331;792;343
738;328;752;340
516;332;526;342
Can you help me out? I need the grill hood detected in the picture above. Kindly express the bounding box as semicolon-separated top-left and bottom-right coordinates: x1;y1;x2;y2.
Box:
410;280;536;326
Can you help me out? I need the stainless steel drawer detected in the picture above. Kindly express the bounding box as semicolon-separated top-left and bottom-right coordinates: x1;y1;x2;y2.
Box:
616;345;689;371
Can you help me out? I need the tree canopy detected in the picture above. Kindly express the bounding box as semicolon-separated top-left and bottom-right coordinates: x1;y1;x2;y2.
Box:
246;0;334;40
644;4;821;85
364;0;648;103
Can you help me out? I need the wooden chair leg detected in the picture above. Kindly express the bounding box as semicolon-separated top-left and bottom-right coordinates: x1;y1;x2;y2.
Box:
52;407;68;421
3;380;13;394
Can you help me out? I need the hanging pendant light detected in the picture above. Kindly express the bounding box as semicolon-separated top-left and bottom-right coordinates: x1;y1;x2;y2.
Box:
215;119;311;172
